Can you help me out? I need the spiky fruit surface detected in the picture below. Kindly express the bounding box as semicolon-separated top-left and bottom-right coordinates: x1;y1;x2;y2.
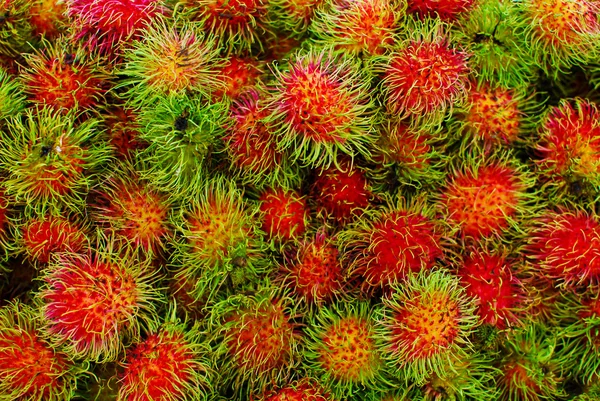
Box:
15;213;89;265
20;39;110;113
0;107;112;215
181;0;271;53
259;186;309;243
0;0;33;56
209;287;300;397
67;0;164;55
311;160;371;225
265;48;377;168
304;301;388;398
525;207;600;289
339;197;444;292
438;153;534;240
266;0;325;37
225;89;296;187
497;324;566;401
135;94;228;200
520;0;600;75
375;268;479;384
37;244;163;362
171;177;267;302
212;55;263;101
407;0;474;21
0;188;9;261
29;0;67;39
118;308;213;401
118;17;224;107
103;105;146;160
379;18;470;126
453;0;535;86
0;67;26;121
258;378;330;401
92;164;171;257
278;231;345;306
309;0;404;57
0;301;81;400
535;97;600;202
457;247;524;329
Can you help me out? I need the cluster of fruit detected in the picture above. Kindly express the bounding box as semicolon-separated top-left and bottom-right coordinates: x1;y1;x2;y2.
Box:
0;0;599;400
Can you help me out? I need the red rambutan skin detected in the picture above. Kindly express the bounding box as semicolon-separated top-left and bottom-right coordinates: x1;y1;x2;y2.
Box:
259;187;309;242
0;323;69;399
212;56;263;101
30;0;67;39
441;163;524;239
536;98;600;182
22;216;87;264
104;106;146;160
383;37;470;120
407;0;475;21
311;162;371;224
526;209;600;288
261;379;329;401
458;251;522;329
68;0;163;55
119;330;193;400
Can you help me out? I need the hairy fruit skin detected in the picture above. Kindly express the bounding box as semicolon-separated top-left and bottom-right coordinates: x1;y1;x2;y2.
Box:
259;187;309;243
407;0;474;21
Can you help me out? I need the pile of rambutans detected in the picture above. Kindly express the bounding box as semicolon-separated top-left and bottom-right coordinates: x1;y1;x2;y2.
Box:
1;0;600;399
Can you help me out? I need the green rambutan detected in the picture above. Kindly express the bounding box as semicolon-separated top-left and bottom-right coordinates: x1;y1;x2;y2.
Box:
308;0;405;57
0;66;26;121
0;0;33;56
452;0;536;86
339;196;445;293
303;300;392;399
378;17;470;128
118;16;224;107
208;284;301;397
0;301;85;400
135;94;229;201
525;206;600;289
519;0;600;76
265;0;325;38
170;176;268;303
265;48;377;168
437;149;536;241
374;268;479;385
259;185;309;244
19;37;111;114
116;306;214;401
0;107;112;215
534;97;600;204
36;239;164;362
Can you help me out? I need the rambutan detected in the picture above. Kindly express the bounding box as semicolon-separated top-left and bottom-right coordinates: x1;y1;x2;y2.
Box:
374;268;479;385
67;0;165;56
37;241;163;362
0;107;112;215
212;55;264;101
265;48;377;168
303;300;390;398
118;16;224;107
534;97;600;203
20;38;111;114
0;66;26;121
525;207;600;289
29;0;67;39
339;196;445;293
310;158;372;225
102;105;146;160
266;0;325;37
0;301;84;400
308;0;404;57
257;377;330;401
117;307;214;401
259;186;309;244
437;150;535;241
378;17;470;127
208;285;301;397
0;0;33;56
406;0;474;21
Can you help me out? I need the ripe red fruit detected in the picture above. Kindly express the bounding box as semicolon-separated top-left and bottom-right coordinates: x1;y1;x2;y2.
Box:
259;187;309;243
407;0;475;21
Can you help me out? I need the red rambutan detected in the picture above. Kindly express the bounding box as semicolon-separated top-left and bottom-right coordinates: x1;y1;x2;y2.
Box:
407;0;475;21
212;55;264;101
259;186;309;244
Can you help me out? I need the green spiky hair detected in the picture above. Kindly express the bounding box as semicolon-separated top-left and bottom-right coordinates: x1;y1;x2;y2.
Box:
0;301;88;401
117;15;225;108
0;0;33;56
135;93;229;201
303;299;394;399
0;106;112;215
496;323;567;401
518;0;600;78
452;0;537;87
374;268;479;385
0;66;26;122
264;47;378;169
170;175;269;304
35;234;165;363
117;303;215;401
206;282;301;398
265;0;325;38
